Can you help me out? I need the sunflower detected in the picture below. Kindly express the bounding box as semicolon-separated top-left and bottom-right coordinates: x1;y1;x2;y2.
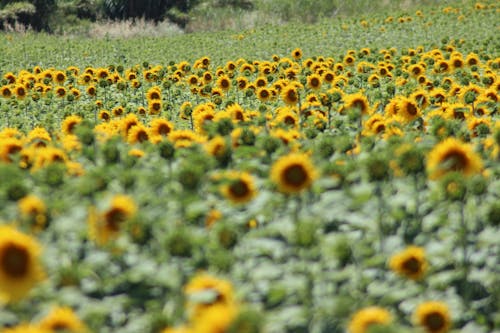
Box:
146;86;162;101
226;103;247;122
389;246;427;280
216;75;231;91
220;171;257;204
427;138;483;179
270;153;317;194
193;109;215;134
32;147;68;171
168;129;206;148
14;84;27;99
397;97;421;122
61;115;82;135
348;306;392;333
306;73;322;90
0;137;23;162
150;118;174;137
343;92;370;115
88;195;137;245
184;273;235;320
1;85;13;98
413;301;451;333
275;108;299;128
191;303;238;333
0;225;45;302
343;54;356;66
39;306;87;332
98;109;111;122
235;77;248;90
256;87;272;102
291;48;303;60
128;125;150;144
254;76;267;88
281;85;299;105
148;99;163;115
86;85;96;97
53;70;67;84
18;195;46;229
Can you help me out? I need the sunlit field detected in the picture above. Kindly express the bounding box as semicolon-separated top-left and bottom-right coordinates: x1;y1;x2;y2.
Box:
0;1;499;333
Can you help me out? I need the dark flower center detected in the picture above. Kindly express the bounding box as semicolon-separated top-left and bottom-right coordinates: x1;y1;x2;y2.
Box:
283;164;308;187
402;256;421;274
442;149;468;171
229;179;250;198
104;208;127;232
424;312;445;331
1;244;29;278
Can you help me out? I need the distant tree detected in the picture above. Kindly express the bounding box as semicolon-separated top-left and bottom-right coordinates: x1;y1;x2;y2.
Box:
101;0;199;21
0;0;56;31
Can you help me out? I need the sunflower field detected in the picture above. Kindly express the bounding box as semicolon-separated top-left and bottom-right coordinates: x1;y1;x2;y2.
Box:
0;1;499;333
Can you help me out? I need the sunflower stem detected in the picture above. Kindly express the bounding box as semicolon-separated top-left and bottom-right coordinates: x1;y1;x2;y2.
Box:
375;183;385;252
459;199;470;304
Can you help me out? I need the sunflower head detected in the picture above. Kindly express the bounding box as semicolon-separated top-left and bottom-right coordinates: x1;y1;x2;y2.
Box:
220;171;257;204
88;195;138;245
0;225;45;303
39;306;87;332
281;85;299;105
413;301;451;333
389;246;428;280
348;306;392;333
291;48;303;60
270;153;317;194
427;138;483;179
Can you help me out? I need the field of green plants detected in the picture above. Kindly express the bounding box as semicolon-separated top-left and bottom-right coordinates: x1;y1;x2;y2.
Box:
0;1;499;333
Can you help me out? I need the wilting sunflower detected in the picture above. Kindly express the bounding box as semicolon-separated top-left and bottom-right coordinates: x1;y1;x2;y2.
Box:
413;301;451;333
220;171;257;204
88;195;138;246
0;225;45;302
427;138;483;179
389;246;428;280
39;306;88;332
270;153;317;194
348;306;392;333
